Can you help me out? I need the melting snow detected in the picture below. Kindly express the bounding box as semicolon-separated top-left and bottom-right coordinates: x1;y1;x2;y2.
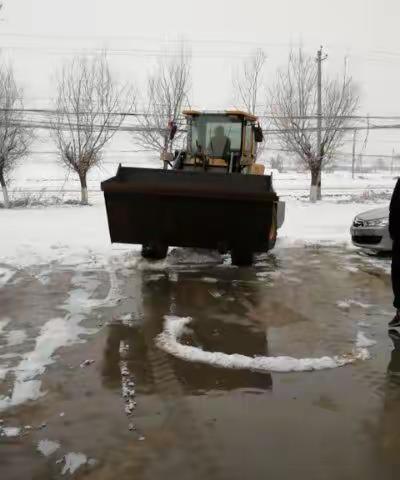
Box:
1;426;21;437
61;452;87;475
0;315;88;411
0;266;122;412
0;365;10;381
0;318;10;335
356;331;377;348
6;330;27;347
337;299;372;309
0;267;15;288
156;316;372;373
37;439;60;457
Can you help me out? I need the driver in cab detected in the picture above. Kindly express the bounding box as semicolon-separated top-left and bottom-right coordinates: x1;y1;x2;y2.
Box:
209;126;231;159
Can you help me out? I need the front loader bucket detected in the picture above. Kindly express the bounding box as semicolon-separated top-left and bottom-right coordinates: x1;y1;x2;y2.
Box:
101;167;278;253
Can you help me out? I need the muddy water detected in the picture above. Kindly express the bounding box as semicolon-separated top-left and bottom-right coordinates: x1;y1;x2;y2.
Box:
0;247;399;479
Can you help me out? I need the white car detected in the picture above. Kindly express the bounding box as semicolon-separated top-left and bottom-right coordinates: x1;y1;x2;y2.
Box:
350;206;392;252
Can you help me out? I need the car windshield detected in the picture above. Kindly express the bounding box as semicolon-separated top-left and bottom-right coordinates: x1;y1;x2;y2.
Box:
190;115;242;158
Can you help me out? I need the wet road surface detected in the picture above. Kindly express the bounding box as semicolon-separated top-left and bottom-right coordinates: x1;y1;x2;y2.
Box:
0;246;399;479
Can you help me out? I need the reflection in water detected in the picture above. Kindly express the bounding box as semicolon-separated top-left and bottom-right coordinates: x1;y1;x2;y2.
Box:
378;330;400;468
102;268;274;394
387;330;400;378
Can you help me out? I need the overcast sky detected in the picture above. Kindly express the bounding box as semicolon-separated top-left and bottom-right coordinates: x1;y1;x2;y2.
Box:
1;0;400;156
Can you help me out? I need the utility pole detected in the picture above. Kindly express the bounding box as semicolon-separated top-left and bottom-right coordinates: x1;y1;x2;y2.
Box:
352;129;357;179
315;46;327;200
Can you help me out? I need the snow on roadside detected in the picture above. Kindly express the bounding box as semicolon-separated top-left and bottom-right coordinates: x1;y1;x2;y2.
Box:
156;316;373;374
0;201;133;268
0;190;388;269
278;200;378;247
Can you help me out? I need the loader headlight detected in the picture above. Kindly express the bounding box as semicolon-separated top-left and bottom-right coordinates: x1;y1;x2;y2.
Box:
363;217;388;227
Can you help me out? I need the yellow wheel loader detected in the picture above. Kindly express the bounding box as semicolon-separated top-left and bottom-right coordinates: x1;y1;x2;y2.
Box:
101;110;285;266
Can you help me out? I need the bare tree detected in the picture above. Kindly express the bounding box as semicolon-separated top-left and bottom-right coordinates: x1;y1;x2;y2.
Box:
52;54;135;204
269;49;359;201
233;49;267;160
0;65;33;208
135;49;190;167
233;49;267;115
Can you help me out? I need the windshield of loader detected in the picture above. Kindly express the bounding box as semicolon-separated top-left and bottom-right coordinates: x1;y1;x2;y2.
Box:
190;115;242;159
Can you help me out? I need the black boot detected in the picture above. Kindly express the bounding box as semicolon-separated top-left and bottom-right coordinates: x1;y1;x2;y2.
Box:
389;312;400;328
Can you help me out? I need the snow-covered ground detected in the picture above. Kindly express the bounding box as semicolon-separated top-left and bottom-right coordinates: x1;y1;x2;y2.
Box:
0;183;392;268
1;153;396;267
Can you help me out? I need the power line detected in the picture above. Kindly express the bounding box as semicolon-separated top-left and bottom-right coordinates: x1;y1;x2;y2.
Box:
5;105;400;123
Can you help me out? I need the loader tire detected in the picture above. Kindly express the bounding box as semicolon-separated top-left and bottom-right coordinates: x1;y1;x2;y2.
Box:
141;242;168;260
231;248;254;267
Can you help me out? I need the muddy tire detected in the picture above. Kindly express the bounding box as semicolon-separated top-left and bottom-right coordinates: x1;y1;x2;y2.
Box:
141;242;168;260
231;248;254;266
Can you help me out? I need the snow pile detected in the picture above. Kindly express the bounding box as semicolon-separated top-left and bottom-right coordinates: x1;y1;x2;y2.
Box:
156;316;374;373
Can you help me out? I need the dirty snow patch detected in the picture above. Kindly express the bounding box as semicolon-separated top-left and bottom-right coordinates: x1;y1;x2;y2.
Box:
37;439;60;457
156;316;372;373
61;452;87;475
168;248;222;265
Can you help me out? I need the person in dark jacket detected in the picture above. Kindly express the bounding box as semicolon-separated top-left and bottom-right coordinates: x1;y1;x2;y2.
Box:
389;178;400;327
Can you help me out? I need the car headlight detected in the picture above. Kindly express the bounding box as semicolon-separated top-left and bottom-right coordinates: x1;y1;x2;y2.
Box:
363;217;388;227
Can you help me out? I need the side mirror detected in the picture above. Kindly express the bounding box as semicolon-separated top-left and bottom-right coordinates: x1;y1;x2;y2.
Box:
253;124;264;143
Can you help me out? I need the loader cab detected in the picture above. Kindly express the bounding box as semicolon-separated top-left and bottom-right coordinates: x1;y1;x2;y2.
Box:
180;110;263;174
